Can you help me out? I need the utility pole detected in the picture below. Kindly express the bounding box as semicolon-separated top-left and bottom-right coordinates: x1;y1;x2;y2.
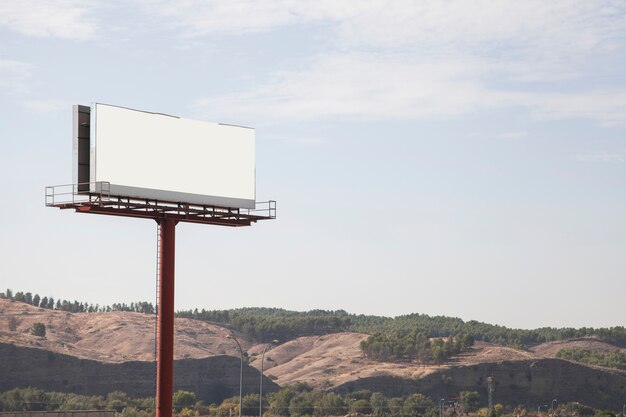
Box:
487;377;494;414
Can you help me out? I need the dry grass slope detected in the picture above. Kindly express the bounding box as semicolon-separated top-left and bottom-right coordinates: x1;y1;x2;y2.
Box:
1;298;624;391
0;298;247;362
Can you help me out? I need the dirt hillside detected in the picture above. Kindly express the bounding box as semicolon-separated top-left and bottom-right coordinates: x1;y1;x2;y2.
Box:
0;298;248;362
2;298;623;391
248;335;545;389
531;338;626;357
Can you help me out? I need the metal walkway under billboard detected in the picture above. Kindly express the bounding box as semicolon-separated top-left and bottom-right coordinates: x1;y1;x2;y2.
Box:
46;182;276;227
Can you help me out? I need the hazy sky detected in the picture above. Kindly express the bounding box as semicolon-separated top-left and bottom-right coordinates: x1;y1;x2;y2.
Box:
1;1;625;330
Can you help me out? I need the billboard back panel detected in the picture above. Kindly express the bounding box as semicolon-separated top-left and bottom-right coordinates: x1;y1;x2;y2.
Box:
88;103;255;208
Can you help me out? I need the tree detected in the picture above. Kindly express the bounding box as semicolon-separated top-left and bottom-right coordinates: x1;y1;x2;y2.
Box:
6;288;13;299
268;387;296;416
370;393;385;416
593;413;616;417
106;391;130;411
173;391;196;409
402;394;434;417
32;294;41;308
351;390;372;401
289;394;313;417
177;408;194;417
241;394;259;416
387;398;404;416
351;399;372;415
431;345;446;365
31;322;46;337
316;392;347;417
489;404;504;417
460;391;480;413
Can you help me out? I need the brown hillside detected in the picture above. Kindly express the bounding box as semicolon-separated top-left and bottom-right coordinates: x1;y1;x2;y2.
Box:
0;343;279;404
2;298;624;394
333;359;626;410
0;298;248;362
531;338;626;357
249;335;543;389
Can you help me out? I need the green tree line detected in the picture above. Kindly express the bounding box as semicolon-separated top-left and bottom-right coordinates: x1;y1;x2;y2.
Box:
0;388;154;412
556;348;626;370
0;386;456;417
176;307;351;342
360;330;474;363
1;289;155;314
2;386;616;417
177;307;626;349
3;288;625;348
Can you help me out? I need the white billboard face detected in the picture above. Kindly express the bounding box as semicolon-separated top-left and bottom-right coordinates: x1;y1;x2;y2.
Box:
87;103;255;208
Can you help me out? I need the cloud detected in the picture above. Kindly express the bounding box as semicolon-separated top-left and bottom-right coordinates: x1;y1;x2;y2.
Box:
194;53;626;126
174;1;626;125
194;53;496;123
4;1;620;124
496;132;528;139
527;91;626;127
0;59;31;76
0;59;33;95
574;151;626;163
141;0;304;36
21;99;67;113
145;1;623;42
0;0;97;39
146;0;625;60
265;134;327;145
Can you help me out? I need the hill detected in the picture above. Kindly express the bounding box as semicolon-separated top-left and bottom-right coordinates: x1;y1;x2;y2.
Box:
1;298;625;408
177;306;626;348
0;298;248;362
0;342;278;404
530;338;626;357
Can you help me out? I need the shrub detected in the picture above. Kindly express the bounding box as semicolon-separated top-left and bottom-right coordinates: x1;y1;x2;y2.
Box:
31;322;46;337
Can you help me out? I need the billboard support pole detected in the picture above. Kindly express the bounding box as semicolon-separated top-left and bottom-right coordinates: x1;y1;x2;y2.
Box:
156;218;177;417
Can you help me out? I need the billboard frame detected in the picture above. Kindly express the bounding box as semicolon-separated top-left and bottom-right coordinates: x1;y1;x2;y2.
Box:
73;103;257;209
51;103;276;417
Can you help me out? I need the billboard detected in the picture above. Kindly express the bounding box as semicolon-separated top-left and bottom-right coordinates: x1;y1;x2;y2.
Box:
73;103;255;209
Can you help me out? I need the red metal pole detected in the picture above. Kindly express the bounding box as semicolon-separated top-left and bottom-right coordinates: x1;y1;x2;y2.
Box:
157;219;176;417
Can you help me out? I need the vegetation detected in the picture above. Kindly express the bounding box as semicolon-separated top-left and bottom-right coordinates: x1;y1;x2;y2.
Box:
1;289;155;314
360;330;474;363
31;322;46;338
173;390;196;408
3;288;626;349
176;306;626;349
556;348;626;370
459;391;480;412
176;307;352;342
0;388;154;413
0;387;622;416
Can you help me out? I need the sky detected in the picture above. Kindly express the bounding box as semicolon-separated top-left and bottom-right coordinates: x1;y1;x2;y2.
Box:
1;0;625;330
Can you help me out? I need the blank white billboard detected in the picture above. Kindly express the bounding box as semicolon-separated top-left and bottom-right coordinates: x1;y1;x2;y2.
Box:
87;103;255;208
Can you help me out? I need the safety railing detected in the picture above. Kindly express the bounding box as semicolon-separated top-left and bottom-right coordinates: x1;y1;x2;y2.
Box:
45;182;111;207
246;200;277;219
